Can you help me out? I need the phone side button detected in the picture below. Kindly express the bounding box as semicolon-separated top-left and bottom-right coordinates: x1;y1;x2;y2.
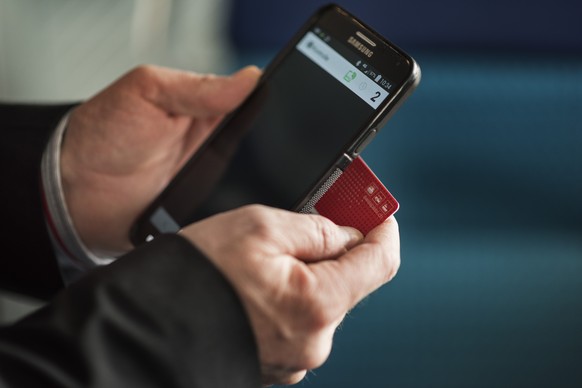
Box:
354;128;377;155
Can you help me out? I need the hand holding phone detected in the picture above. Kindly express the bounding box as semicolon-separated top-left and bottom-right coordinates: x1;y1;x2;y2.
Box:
131;4;420;245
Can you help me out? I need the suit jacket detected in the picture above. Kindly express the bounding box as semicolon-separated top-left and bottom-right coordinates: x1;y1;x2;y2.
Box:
0;104;260;387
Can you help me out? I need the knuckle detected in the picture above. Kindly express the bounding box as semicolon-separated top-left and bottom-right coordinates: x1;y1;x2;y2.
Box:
125;65;162;101
298;292;336;334
195;72;217;84
232;205;282;248
265;370;307;387
308;215;338;255
295;335;333;371
389;254;401;281
308;306;335;332
379;245;401;283
240;204;274;238
129;64;159;82
288;263;318;296
190;73;225;112
286;273;336;334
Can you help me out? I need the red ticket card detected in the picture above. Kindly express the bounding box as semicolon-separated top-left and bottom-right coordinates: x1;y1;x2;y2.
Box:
314;156;399;235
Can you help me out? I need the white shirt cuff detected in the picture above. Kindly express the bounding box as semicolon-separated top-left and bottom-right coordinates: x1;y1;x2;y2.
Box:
41;112;115;285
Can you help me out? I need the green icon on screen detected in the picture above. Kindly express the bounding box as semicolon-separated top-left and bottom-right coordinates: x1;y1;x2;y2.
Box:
344;70;356;82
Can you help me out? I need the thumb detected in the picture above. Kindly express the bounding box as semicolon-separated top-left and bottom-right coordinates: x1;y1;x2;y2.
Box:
131;65;261;117
269;211;364;262
179;206;363;268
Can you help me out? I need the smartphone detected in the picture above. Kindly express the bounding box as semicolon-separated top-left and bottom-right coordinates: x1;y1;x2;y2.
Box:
130;4;420;245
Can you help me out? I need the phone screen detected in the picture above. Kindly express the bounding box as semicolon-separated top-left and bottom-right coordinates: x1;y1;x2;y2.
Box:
132;6;419;243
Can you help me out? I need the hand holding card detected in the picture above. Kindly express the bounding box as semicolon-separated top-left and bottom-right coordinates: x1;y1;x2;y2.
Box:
313;157;399;235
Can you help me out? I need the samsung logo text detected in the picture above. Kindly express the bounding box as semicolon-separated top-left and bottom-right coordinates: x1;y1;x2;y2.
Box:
347;36;373;57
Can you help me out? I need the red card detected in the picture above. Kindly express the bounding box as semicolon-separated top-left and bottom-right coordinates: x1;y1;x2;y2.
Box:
314;156;399;235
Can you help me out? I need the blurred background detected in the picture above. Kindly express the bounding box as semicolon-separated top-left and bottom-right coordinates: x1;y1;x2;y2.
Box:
1;0;581;386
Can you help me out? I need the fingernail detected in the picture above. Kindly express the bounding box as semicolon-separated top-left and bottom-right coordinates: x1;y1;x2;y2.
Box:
236;65;262;78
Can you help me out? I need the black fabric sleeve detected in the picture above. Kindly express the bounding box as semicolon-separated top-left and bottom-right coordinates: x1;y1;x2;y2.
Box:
0;233;261;387
0;103;76;300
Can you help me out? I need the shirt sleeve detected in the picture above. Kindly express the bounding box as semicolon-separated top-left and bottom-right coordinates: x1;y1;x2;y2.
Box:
40;112;115;285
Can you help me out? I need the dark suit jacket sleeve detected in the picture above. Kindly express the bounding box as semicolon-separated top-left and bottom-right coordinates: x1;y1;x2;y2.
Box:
0;234;261;387
0;103;72;299
0;104;261;387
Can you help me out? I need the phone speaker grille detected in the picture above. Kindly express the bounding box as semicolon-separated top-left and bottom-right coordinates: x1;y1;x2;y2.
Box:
299;168;343;214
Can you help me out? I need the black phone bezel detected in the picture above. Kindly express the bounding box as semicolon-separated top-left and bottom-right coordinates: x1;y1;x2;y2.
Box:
130;4;420;245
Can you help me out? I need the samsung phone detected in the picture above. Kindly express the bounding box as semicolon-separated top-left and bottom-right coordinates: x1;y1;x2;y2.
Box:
130;4;420;245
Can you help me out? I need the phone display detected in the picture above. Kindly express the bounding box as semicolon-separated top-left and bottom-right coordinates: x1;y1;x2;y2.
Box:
131;4;420;245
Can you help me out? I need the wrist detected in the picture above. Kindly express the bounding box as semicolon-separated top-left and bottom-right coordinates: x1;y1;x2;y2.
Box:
42;112;117;267
61;112;137;256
